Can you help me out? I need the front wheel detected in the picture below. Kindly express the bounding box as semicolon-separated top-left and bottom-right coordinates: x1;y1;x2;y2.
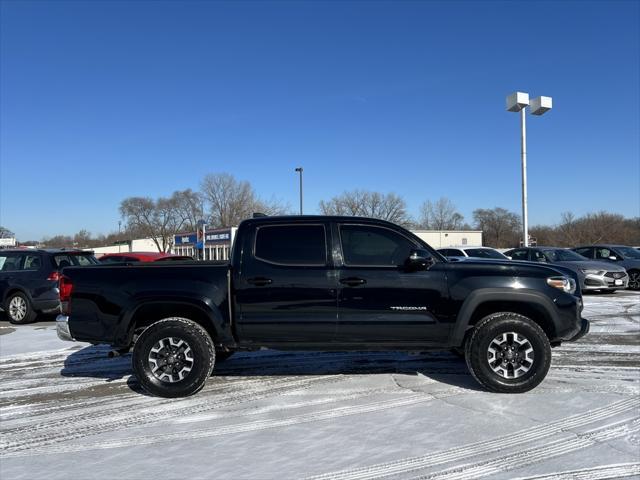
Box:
465;312;551;393
132;317;215;398
628;270;640;291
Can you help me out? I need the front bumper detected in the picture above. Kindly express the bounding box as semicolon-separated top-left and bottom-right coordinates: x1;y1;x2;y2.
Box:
568;318;590;342
583;272;628;290
56;315;75;342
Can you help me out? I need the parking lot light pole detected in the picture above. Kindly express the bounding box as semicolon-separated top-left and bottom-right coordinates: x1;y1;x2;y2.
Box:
506;92;552;247
295;167;303;215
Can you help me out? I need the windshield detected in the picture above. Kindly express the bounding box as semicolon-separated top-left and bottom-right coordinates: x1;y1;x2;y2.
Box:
464;248;507;259
542;249;587;262
615;247;640;259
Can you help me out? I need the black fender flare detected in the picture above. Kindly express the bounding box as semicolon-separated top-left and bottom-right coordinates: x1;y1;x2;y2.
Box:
114;295;230;347
448;288;558;347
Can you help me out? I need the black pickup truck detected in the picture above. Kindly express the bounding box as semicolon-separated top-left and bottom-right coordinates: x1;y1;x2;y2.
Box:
57;216;589;397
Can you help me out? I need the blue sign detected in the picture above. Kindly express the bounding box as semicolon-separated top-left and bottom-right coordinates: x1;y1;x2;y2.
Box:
174;229;231;246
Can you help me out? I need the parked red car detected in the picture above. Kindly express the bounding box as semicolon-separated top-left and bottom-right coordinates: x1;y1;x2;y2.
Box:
98;252;193;263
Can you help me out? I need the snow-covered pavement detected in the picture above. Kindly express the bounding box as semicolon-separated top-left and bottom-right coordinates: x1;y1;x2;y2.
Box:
1;292;639;479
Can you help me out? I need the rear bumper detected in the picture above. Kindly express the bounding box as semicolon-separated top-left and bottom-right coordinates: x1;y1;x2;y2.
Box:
56;315;75;342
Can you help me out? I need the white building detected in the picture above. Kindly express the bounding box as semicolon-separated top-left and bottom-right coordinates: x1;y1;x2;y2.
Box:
410;230;483;248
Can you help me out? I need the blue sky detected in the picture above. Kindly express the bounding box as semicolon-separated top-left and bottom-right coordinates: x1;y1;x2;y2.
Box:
1;0;638;240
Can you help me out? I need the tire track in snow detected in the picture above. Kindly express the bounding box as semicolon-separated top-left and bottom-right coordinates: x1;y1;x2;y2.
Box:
413;418;640;480
305;397;639;480
1;391;459;457
513;462;640;480
1;375;339;453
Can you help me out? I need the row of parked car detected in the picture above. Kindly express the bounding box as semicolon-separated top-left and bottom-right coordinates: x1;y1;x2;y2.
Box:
0;249;193;324
437;244;640;292
1;242;638;325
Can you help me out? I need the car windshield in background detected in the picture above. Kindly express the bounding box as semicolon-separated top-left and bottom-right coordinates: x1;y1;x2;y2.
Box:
616;247;640;259
543;249;587;262
54;254;98;267
464;248;506;259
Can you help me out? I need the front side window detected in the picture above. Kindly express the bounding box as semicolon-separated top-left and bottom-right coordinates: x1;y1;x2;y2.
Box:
255;224;326;266
532;251;549;263
509;249;529;261
595;248;617;260
340;224;416;267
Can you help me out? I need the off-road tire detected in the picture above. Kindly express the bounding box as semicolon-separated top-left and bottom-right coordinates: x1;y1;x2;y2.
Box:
5;292;37;324
465;312;551;393
132;317;215;398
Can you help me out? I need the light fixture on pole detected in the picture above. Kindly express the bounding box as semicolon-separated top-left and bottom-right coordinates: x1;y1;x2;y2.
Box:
506;92;553;247
295;167;303;215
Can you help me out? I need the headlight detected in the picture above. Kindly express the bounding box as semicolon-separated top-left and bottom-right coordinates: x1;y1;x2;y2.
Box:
547;276;577;294
579;269;605;275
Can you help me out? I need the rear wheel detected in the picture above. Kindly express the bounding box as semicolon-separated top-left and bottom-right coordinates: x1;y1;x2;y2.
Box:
132;317;215;398
465;312;551;393
5;292;37;324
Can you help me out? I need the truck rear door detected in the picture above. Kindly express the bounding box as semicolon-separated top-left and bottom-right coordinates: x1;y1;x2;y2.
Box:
234;222;338;344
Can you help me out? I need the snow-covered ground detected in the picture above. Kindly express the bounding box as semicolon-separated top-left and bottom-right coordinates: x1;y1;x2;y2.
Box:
1;292;638;479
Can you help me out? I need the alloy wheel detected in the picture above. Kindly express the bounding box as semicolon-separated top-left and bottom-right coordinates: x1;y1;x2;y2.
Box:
8;296;27;322
487;332;534;379
148;337;195;383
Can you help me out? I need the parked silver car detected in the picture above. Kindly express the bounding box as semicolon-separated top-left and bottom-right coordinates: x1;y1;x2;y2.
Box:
572;245;640;290
505;247;629;292
437;246;509;260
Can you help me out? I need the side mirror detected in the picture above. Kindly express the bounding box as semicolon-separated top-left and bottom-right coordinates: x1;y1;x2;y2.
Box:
405;249;435;271
608;256;618;261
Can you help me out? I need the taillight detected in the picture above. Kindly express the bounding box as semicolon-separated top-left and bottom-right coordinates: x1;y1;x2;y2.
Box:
59;275;73;302
47;271;61;281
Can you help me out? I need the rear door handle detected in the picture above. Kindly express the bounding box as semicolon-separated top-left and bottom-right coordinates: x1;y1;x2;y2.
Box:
340;277;366;287
247;277;273;286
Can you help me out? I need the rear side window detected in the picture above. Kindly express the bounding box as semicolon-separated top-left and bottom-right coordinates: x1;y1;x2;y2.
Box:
23;254;42;270
465;248;505;259
0;254;22;271
254;225;326;266
440;249;464;257
340;224;416;267
575;247;593;259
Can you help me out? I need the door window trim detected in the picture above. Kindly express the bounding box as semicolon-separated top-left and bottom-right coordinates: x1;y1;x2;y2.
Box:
252;223;329;267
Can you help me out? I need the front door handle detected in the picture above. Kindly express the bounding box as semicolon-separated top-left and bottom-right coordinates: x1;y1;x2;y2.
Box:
247;277;273;286
340;277;366;287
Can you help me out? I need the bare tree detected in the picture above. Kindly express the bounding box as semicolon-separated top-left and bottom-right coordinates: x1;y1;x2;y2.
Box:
419;197;465;230
318;190;411;226
119;196;183;252
201;173;290;228
171;189;204;233
472;207;521;248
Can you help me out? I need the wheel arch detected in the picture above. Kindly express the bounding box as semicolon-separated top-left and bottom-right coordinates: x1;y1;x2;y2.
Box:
449;289;558;348
116;297;231;348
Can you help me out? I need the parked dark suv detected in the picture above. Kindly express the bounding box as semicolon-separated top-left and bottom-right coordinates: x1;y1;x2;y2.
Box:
0;249;98;323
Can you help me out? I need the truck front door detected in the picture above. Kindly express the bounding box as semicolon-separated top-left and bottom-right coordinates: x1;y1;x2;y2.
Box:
335;223;449;346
